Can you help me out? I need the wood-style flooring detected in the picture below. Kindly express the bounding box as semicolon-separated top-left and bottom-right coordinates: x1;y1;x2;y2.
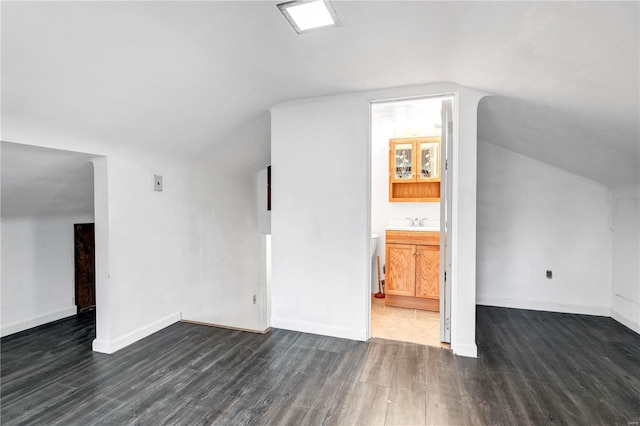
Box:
1;307;639;425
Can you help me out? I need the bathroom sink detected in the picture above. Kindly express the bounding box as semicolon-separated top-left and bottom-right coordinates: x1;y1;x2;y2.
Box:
386;218;440;232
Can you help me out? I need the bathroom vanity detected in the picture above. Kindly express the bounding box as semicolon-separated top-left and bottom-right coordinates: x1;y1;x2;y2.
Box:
385;229;440;311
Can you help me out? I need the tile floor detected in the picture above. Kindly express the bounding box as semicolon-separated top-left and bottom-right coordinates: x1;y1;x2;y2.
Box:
371;295;450;348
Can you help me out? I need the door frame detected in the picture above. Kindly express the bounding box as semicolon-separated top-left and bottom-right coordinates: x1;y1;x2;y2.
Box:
439;99;454;343
367;93;457;341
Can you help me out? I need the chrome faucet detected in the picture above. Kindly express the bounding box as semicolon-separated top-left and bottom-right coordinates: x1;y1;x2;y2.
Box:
406;217;429;227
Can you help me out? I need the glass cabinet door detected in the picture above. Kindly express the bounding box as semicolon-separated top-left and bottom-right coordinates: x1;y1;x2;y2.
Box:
393;143;414;180
418;141;439;181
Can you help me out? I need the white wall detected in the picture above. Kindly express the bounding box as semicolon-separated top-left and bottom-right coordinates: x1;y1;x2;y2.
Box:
257;167;271;235
271;83;488;357
451;86;487;357
94;154;189;351
181;158;262;330
3;111;270;352
1;213;93;336
0;130;182;352
180;113;270;332
257;168;272;330
611;185;640;333
271;94;370;340
476;140;612;315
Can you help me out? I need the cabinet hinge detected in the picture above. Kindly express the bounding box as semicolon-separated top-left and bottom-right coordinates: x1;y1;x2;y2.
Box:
447;121;453;133
445;159;448;170
444;271;447;282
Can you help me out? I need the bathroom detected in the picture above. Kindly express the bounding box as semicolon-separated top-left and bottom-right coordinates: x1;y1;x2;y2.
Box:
370;95;452;347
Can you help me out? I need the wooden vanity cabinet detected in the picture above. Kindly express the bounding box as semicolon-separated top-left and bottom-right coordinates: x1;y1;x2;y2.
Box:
385;230;440;311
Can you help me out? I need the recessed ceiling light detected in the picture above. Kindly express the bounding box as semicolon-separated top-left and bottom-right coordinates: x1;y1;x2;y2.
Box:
277;0;341;34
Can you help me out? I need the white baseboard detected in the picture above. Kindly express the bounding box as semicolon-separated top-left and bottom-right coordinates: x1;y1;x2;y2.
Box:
477;296;610;317
92;311;181;354
611;308;640;335
1;305;77;337
271;317;367;341
181;319;270;334
452;342;477;358
91;338;112;353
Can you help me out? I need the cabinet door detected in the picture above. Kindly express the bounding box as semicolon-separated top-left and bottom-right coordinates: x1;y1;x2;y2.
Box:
389;141;416;182
385;244;416;296
415;245;440;299
417;139;440;182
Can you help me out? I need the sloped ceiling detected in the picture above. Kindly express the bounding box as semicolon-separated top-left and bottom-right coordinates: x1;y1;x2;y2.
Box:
1;1;638;189
1;142;95;218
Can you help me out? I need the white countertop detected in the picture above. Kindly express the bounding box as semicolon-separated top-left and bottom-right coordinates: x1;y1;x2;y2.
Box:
385;225;440;232
385;219;440;232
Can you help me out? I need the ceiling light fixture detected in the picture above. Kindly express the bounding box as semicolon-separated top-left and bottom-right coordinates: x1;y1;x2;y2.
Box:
277;0;341;34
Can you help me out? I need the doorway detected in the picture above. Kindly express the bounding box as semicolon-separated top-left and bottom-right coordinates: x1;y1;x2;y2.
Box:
369;95;453;348
74;223;96;313
0;142;102;343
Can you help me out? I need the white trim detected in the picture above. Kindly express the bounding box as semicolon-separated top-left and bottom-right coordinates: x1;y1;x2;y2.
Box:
271;317;367;341
611;308;640;335
91;156;110;352
92;311;181;354
0;305;77;337
452;342;477;358
180;319;270;334
91;338;112;353
477;297;610;317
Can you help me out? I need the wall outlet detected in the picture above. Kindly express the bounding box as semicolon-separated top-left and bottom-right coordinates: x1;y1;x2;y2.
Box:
253;295;257;304
546;270;552;279
154;175;163;191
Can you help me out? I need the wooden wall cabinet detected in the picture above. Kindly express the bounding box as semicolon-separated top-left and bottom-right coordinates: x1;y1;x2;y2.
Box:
385;230;440;311
389;136;441;202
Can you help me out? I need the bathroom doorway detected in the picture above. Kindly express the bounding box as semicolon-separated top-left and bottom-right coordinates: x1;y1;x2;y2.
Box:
369;95;453;348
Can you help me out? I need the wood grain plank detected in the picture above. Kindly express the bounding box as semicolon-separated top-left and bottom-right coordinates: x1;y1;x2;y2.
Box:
386;386;426;425
358;341;399;387
2;307;640;425
325;381;391;426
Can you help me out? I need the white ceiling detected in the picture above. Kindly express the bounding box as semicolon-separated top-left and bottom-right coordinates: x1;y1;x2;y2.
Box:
1;1;638;189
1;142;95;219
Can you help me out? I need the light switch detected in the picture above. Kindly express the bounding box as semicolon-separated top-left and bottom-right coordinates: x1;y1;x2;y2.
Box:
154;175;163;191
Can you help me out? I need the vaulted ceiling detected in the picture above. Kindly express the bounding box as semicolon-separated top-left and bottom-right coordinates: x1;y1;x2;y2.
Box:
1;142;95;219
2;1;638;189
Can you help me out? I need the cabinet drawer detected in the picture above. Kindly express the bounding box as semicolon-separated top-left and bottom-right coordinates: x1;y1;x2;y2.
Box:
386;230;439;245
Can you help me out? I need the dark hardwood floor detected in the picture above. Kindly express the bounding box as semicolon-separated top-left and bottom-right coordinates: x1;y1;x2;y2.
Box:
1;307;639;425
